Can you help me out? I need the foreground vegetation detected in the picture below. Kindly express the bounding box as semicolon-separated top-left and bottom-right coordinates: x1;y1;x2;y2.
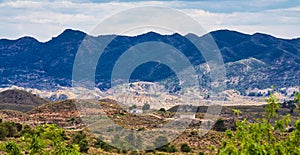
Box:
0;122;89;154
218;90;300;154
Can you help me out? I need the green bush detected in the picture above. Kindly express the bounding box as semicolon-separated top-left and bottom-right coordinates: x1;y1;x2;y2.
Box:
0;125;8;140
198;151;205;155
2;122;18;137
0;123;81;154
27;134;45;155
213;119;227;132
94;138;117;152
129;105;137;110
0;121;32;140
217;90;300;154
168;145;178;153
159;108;166;113
153;136;178;153
180;143;192;152
71;131;86;144
78;139;89;153
71;131;89;152
5;142;22;155
21;125;33;135
142;103;150;111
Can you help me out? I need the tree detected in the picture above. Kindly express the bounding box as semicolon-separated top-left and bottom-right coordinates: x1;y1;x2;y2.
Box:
21;124;33;135
142;103;150;111
71;131;86;144
15;123;22;132
33;124;80;154
0;125;8;140
266;90;280;121
78;139;89;153
168;145;178;153
2;122;18;137
129;105;137;110
159;108;166;113
213;119;227;132
232;109;241;123
180;143;192;152
71;131;89;152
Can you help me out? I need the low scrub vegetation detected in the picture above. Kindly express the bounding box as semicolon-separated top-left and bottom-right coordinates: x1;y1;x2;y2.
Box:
0;123;90;154
0;88;299;154
217;90;300;154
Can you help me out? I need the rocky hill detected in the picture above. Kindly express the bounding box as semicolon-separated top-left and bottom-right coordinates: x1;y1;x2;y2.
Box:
27;99;82;128
0;89;50;112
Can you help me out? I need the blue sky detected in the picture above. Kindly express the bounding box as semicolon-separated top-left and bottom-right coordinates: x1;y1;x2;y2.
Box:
0;0;299;41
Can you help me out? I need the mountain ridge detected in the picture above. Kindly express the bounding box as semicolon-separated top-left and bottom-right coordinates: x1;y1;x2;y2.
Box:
0;29;299;93
1;29;299;43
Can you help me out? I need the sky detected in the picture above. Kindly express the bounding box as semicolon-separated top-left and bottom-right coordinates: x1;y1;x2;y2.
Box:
0;0;299;41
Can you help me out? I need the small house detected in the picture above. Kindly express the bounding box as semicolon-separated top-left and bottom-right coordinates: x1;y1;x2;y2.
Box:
129;109;143;114
179;114;196;119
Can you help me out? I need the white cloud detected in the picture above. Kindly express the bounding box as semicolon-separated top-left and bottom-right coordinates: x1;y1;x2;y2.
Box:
0;0;299;41
182;7;300;39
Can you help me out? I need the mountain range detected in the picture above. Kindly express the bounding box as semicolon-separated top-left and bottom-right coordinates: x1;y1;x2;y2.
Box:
0;29;299;95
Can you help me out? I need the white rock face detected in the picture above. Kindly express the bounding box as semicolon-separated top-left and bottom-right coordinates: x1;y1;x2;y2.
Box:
0;80;273;109
104;82;182;109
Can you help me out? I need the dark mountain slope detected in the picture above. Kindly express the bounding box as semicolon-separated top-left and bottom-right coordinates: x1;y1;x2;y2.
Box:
0;29;299;91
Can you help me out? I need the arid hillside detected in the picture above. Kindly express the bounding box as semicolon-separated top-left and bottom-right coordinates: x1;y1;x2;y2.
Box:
0;89;50;112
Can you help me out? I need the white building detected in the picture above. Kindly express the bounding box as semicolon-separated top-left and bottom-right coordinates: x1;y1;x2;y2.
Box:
129;109;143;114
179;114;196;119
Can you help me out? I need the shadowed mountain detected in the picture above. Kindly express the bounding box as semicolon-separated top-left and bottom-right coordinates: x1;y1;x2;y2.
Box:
0;29;299;93
0;89;50;112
